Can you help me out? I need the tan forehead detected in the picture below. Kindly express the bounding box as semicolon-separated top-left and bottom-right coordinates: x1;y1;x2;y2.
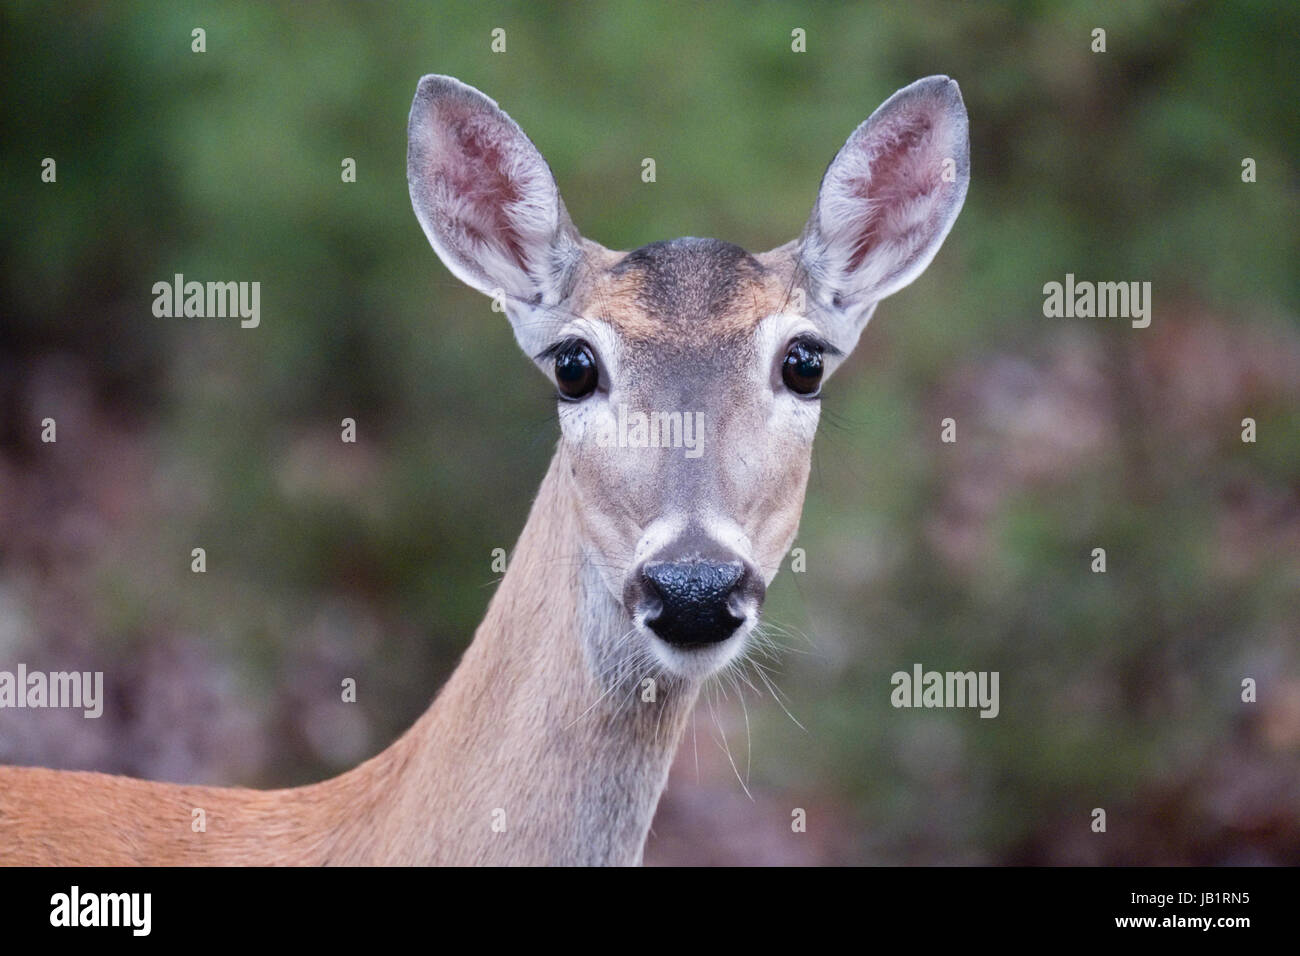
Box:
572;239;799;345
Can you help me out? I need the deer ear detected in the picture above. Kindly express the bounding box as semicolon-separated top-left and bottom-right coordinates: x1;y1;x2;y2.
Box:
407;75;582;309
798;76;969;339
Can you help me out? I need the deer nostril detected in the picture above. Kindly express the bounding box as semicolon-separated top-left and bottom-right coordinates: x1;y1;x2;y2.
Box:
641;560;749;647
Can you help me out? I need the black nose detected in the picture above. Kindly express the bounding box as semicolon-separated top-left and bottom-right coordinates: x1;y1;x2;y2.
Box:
641;560;749;646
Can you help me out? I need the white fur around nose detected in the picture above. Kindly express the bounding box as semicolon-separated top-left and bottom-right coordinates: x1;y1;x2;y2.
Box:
632;516;688;572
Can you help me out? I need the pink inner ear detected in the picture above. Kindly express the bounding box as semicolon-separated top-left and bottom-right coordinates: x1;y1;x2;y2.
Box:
845;111;943;272
438;105;527;269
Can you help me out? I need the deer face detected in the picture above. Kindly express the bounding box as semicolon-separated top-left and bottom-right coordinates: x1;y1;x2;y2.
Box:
408;75;969;681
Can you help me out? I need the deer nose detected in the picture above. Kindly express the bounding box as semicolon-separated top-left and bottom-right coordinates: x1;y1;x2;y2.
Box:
640;559;756;646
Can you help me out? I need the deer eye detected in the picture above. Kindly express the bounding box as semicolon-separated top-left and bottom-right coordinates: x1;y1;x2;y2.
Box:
782;339;824;396
555;341;599;400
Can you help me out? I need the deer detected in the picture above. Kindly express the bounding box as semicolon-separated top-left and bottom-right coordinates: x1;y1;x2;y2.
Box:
0;74;969;865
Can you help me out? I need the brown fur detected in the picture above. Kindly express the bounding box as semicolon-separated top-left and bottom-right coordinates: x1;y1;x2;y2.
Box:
581;238;799;345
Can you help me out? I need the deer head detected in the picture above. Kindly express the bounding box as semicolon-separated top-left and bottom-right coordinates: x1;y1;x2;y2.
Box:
407;74;969;684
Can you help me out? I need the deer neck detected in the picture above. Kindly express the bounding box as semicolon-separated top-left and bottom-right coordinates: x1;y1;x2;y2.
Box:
356;445;699;865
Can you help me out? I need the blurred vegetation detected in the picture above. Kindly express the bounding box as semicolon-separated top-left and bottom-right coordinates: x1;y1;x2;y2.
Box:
0;0;1297;863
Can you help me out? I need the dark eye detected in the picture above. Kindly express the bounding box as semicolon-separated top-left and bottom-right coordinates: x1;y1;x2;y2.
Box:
782;339;824;396
555;341;599;400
